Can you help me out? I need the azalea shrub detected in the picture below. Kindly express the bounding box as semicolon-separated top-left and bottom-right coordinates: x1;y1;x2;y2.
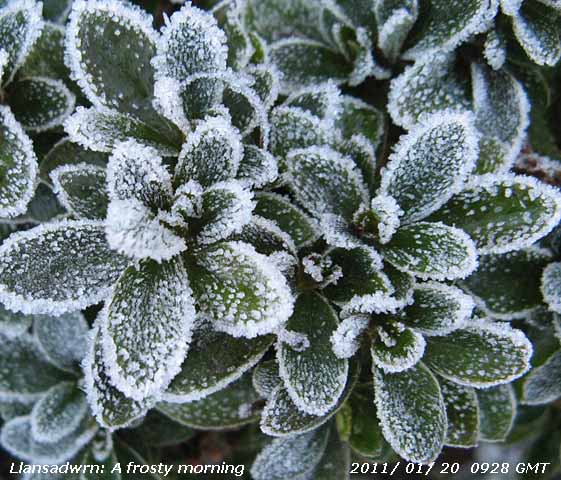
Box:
1;0;561;479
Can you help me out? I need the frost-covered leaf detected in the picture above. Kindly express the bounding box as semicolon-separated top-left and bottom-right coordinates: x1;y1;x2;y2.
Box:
66;0;159;121
269;106;329;162
0;397;34;422
252;360;281;399
285;82;341;124
42;0;71;23
388;51;470;129
0;0;43;85
184;182;253;246
375;1;417;62
424;319;532;387
0;48;6;83
0;304;31;339
175;116;243;188
381;222;478;281
84;323;153;430
101;257;196;401
247;64;281;109
371;326;426;373
237;145;278;188
251;426;330;480
288;146;368;221
403;0;498;59
323;246;393;308
269;39;352;93
278;292;348;416
347;388;385;459
124;410;195;448
0;415;97;464
374;362;446;464
261;361;359;437
18;23;68;79
188;241;293;338
30;381;88;443
429;175;561;254
34;311;89;372
64;107;181;157
153;3;227;81
0;220;129;315
542;261;561;314
522;349;561;405
158;373;261;429
439;378;479;448
484;29;507;70
163;322;273;402
51;163;108;220
472;63;530;173
401;282;474;336
330;315;369;360
462;248;551;319
336;96;384;151
254;193;319;248
0;333;66;401
477;385;515;442
0;105;38;218
512;2;561;66
221;79;269;139
7;77;75;132
381;112;478;223
40;138;108;182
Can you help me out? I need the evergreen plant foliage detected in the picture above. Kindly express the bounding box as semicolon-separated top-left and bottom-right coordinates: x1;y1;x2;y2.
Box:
1;0;561;478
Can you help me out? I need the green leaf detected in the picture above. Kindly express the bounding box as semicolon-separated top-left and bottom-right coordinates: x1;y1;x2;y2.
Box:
66;0;160;123
542;261;561;314
429;175;561;254
64;107;181;157
0;304;32;338
401;282;474;336
101;257;196;401
0;105;38;218
388;51;470;129
337;96;384;150
40;138;107;182
187;241;293;338
51;163;108;220
371;326;426;373
522;349;561;405
237;145;278;189
439;378;479;448
270;106;329;162
252;359;281;399
269;39;352;92
323;246;395;311
158;373;261;429
84;323;153;430
288;146;368;221
472;63;530;174
222;80;268;138
381;112;478;223
0;220;129;315
175;116;242;188
512;1;561;66
254;192;319;248
30;381;88;443
0;0;43;85
7;77;75;132
424;319;532;387
403;0;497;59
124;410;194;448
381;222;477;281
250;426;330;480
163;322;273;402
34;311;89;372
347;388;386;459
260;360;358;437
278;292;348;416
0;332;66;401
462;248;552;319
18;23;69;79
373;362;446;463
375;0;418;62
477;385;515;442
0;414;97;464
